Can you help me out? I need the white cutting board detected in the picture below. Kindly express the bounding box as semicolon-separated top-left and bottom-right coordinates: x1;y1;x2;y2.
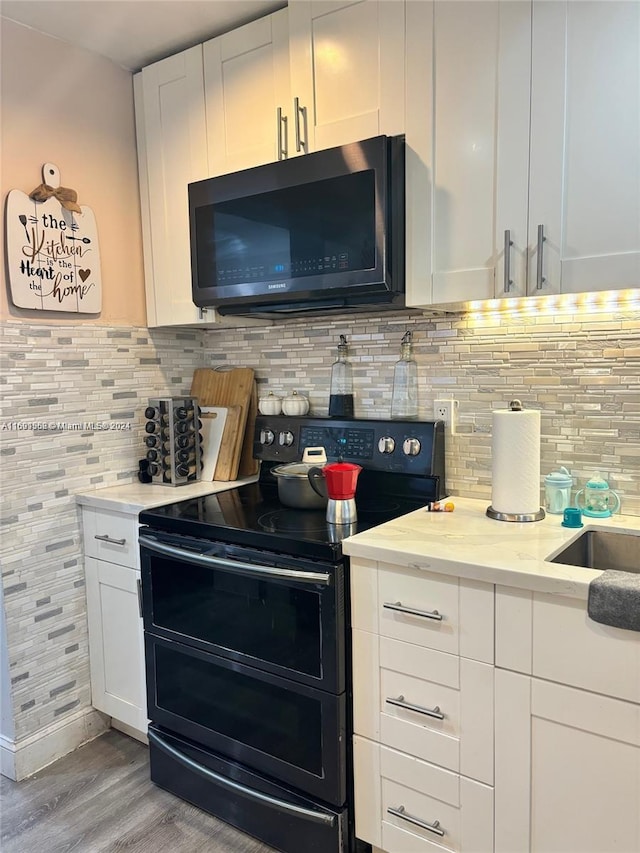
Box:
200;407;228;481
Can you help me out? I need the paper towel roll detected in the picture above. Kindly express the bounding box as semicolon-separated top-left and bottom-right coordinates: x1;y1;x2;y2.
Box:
491;407;541;514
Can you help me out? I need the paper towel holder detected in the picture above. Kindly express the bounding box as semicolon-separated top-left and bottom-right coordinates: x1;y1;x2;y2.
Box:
486;400;546;522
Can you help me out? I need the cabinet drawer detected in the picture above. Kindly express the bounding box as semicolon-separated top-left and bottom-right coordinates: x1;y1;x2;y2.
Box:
497;587;640;703
82;507;139;568
354;632;494;783
382;755;494;853
380;638;460;774
354;736;494;853
379;565;459;654
533;593;640;704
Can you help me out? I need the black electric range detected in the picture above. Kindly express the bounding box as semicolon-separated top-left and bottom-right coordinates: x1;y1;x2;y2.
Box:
138;415;445;853
140;414;446;561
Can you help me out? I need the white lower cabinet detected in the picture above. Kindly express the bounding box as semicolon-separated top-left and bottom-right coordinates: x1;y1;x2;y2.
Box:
81;507;147;736
495;669;640;853
84;558;146;733
352;562;640;852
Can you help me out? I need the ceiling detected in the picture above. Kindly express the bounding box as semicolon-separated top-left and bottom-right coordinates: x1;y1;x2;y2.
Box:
0;0;287;71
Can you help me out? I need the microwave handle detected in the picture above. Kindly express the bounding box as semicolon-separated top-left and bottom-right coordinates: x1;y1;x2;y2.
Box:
139;534;332;586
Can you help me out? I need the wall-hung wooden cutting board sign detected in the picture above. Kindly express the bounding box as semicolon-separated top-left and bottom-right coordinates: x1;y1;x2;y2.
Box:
5;163;102;313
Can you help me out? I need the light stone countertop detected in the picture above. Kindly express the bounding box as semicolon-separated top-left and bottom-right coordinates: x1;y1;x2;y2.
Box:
342;496;640;600
76;476;258;514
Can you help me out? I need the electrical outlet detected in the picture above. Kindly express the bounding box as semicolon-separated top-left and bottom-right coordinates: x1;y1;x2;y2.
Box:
434;399;458;433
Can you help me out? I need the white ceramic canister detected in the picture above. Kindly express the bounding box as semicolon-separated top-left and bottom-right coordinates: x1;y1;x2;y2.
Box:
282;390;309;416
258;391;282;415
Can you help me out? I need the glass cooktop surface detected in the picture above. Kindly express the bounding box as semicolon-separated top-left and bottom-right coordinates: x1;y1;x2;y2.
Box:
140;477;426;562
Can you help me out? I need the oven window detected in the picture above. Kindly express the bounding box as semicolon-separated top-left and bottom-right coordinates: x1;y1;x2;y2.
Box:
150;556;322;677
155;643;323;776
194;170;376;291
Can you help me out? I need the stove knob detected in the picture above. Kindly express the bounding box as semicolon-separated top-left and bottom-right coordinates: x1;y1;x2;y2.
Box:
278;430;294;447
378;436;396;454
260;428;275;446
403;437;422;457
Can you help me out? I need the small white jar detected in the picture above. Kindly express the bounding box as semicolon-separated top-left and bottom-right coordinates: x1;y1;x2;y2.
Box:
258;391;282;415
282;391;309;416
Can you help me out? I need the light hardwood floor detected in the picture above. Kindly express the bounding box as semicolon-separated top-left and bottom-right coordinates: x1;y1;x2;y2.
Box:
0;729;277;852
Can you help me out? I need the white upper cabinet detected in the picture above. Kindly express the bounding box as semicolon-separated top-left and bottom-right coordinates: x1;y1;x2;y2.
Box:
406;1;531;308
135;47;213;327
528;1;640;295
204;9;291;175
288;0;405;154
407;0;640;309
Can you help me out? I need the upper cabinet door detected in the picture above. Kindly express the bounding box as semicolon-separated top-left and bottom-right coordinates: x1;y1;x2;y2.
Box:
406;1;532;308
204;9;291;175
528;1;640;295
137;47;210;326
288;0;405;154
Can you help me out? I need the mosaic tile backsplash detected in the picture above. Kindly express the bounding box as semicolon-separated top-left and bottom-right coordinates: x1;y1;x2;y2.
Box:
1;305;639;745
204;306;640;516
1;324;203;741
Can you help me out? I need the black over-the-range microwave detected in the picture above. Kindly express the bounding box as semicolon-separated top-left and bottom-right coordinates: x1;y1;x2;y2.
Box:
188;134;405;318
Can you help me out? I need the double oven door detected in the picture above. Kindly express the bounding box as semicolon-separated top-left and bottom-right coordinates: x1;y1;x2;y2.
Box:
139;529;347;810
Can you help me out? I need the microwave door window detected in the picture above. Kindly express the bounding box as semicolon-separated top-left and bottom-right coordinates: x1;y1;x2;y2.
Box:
194;170;376;295
215;212;291;295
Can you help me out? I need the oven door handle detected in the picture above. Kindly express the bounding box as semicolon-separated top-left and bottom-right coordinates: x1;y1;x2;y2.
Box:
139;535;332;585
148;729;337;827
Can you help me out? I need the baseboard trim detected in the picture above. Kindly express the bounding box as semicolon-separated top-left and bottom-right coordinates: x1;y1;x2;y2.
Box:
0;706;109;781
110;717;148;745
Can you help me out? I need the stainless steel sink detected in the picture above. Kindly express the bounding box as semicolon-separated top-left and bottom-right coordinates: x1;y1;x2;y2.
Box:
548;529;640;573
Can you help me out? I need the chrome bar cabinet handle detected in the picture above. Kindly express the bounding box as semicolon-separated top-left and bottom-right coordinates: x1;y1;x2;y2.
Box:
276;107;288;160
536;223;546;289
383;601;443;621
148;729;336;827
136;578;143;618
386;694;445;720
388;805;445;837
94;534;126;546
294;96;307;153
504;229;514;292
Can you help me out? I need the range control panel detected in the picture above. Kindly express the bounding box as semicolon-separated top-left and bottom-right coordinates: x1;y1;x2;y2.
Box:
253;415;445;478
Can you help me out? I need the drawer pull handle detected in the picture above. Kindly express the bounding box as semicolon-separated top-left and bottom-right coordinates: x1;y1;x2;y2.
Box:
386;695;445;720
94;534;126;546
388;805;445;837
383;601;443;621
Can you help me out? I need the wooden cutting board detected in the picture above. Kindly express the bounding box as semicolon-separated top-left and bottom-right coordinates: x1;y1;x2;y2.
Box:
213;405;243;481
237;380;259;478
191;367;255;480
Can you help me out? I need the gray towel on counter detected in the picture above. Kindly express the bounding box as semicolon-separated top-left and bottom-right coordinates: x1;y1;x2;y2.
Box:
588;570;640;632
